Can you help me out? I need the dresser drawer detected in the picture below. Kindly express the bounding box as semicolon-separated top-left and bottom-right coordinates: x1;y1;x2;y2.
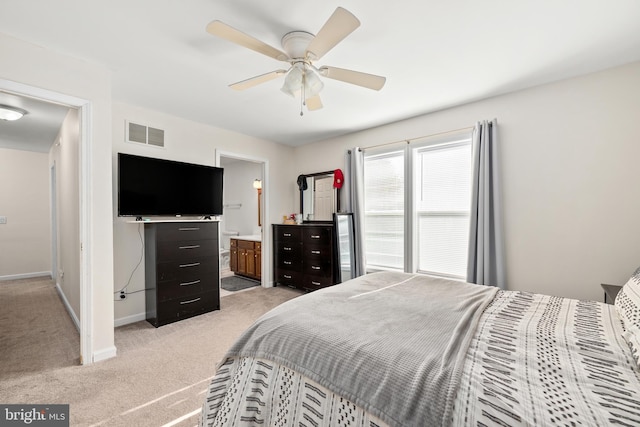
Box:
155;222;218;242
274;226;302;242
275;255;302;272
157;256;218;281
304;243;332;258
155;290;219;325
302;275;334;290
275;270;303;287
304;258;333;277
156;274;217;302
157;238;217;262
303;227;333;244
276;241;301;256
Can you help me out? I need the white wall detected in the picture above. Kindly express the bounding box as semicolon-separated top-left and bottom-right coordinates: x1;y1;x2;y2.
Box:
49;109;81;319
112;102;295;325
294;61;640;302
221;160;262;236
0;32;115;362
0;148;51;279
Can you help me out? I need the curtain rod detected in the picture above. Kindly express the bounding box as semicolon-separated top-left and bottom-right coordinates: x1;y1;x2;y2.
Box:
361;125;475;152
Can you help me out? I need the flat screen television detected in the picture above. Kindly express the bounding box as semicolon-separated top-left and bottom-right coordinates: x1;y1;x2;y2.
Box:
117;153;224;218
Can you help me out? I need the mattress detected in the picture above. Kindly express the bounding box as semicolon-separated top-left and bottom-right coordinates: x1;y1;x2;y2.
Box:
200;272;640;426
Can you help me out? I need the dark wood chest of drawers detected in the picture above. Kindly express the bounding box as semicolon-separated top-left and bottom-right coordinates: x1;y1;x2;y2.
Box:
144;221;220;327
273;223;336;291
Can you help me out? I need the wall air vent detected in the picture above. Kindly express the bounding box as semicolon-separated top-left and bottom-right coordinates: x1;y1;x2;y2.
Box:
125;121;165;148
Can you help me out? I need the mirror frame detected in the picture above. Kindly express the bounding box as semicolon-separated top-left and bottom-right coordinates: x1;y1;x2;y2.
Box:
333;212;356;283
299;170;340;223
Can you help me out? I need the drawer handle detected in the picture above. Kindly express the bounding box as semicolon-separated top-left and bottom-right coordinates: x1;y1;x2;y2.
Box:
180;280;201;287
179;262;201;268
179;245;201;249
311;235;320;239
312;281;321;286
284;274;292;279
179;227;200;231
284;247;292;251
284;261;292;265
180;297;201;305
312;266;321;270
311;250;321;254
283;233;292;237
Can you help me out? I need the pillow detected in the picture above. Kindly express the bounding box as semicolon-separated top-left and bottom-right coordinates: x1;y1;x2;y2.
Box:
615;266;640;366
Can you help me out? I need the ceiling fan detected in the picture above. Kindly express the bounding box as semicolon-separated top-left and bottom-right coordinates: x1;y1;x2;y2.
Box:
206;7;386;114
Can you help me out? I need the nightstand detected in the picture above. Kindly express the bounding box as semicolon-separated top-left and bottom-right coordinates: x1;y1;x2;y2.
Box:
601;283;623;305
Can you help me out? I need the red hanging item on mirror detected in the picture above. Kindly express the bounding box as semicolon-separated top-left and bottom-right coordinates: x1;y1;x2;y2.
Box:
333;169;344;189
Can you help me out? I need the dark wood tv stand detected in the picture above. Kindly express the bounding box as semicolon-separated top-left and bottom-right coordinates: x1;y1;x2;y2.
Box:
144;221;220;327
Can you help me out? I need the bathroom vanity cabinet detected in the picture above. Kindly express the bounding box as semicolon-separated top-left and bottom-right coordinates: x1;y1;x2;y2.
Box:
230;237;262;280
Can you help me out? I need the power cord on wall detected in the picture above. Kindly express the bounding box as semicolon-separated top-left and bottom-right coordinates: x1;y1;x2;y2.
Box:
114;223;146;301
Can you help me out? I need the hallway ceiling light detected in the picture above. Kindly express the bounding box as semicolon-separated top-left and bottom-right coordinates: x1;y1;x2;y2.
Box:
0;105;28;121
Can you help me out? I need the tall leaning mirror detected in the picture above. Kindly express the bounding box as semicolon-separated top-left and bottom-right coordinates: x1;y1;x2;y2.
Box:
334;212;356;283
298;171;340;222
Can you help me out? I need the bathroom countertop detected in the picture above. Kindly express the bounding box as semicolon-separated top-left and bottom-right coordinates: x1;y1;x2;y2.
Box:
234;235;261;242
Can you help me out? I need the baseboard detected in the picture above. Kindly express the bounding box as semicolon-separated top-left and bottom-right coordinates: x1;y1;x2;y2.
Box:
0;271;52;281
55;282;80;332
114;312;146;327
93;345;117;363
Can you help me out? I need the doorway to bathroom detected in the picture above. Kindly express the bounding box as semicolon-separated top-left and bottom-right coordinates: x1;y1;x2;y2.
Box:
216;151;267;295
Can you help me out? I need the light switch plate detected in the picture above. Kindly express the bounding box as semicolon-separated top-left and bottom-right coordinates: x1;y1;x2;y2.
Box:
0;216;6;224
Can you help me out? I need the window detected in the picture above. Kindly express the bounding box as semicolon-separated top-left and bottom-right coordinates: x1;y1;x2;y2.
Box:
363;150;404;270
414;141;471;277
363;133;472;278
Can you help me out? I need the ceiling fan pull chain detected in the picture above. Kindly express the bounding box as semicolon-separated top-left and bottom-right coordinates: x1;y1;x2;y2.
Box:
300;72;306;116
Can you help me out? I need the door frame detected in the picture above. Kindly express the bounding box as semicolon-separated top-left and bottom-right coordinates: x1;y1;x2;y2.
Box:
215;150;270;288
50;162;58;287
0;78;93;364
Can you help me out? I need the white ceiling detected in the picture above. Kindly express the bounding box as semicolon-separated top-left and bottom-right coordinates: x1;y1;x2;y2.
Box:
0;92;70;153
1;0;639;149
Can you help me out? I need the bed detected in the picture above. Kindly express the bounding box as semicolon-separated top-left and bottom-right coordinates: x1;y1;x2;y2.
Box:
200;270;640;426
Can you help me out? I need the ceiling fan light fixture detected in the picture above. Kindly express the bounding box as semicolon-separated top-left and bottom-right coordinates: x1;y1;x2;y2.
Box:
0;105;28;121
207;7;385;115
280;65;304;97
304;68;324;98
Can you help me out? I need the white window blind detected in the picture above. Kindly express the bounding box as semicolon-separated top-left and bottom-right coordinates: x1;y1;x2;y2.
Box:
414;142;471;277
363;150;404;270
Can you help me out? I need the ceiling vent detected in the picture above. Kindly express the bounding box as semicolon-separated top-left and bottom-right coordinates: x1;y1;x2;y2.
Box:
126;121;165;148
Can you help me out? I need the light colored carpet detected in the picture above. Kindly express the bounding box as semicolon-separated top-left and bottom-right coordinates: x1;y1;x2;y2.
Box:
0;276;81;379
0;279;302;426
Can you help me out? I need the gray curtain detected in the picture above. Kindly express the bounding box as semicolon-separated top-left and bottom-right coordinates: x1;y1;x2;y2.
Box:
467;119;505;288
345;147;366;277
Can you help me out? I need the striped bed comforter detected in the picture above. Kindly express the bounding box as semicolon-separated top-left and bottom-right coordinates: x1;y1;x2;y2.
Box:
200;274;640;426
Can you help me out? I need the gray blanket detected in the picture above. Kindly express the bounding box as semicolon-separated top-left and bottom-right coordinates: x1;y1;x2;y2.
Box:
224;271;498;427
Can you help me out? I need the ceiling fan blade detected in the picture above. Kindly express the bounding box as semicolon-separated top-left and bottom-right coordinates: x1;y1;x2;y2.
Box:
206;20;289;62
306;95;323;111
229;70;287;91
305;7;360;61
319;66;386;90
